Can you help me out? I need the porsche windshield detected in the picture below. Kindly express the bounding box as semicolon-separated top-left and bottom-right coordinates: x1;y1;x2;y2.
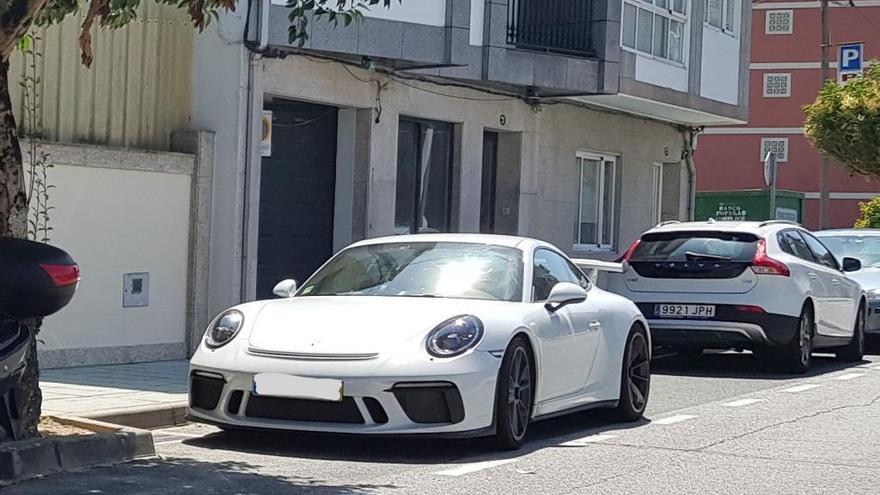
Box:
299;242;524;302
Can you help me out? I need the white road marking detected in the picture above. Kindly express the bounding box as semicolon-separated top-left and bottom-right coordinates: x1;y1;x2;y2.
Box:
434;459;518;477
653;414;697;425
559;434;618;447
834;373;865;381
722;398;764;407
781;384;822;393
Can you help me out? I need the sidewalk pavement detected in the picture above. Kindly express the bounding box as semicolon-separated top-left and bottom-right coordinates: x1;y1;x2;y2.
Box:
40;360;190;429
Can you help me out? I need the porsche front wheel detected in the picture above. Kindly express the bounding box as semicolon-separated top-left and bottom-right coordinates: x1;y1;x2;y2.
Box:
494;337;534;450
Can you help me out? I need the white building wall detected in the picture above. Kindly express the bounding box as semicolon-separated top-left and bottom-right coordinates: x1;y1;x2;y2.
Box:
635;57;689;93
700;30;741;104
31;144;194;368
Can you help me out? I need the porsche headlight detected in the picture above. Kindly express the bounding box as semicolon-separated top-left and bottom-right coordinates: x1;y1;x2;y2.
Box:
426;315;484;358
205;310;244;349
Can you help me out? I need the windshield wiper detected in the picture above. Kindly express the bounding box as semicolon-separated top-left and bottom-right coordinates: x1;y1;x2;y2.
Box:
684;251;731;261
400;294;440;298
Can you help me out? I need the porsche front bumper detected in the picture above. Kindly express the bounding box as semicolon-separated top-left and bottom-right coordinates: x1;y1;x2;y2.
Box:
187;350;502;437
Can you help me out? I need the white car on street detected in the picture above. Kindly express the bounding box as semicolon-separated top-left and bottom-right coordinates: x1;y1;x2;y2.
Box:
816;229;880;335
188;234;651;449
606;221;866;373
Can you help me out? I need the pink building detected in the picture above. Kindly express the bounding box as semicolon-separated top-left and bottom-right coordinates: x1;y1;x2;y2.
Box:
695;0;880;229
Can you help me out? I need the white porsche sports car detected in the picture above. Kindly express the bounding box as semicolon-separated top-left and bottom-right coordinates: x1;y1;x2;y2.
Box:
188;234;651;449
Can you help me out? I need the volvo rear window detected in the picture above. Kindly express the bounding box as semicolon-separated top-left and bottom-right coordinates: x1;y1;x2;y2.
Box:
631;232;759;263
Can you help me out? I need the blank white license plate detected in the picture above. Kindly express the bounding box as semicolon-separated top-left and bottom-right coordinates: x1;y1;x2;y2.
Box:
252;373;343;402
655;304;715;318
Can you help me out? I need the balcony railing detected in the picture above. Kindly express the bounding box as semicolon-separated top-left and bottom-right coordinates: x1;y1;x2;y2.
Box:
507;0;594;57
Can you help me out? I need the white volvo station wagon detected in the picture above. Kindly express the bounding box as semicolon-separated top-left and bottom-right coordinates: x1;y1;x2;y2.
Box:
606;221;867;373
188;234;651;449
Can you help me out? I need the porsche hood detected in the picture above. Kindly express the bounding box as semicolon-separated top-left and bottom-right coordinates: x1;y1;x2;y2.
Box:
246;296;504;358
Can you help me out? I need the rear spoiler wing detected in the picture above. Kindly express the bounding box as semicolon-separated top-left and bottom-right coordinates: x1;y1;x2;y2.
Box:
571;259;628;281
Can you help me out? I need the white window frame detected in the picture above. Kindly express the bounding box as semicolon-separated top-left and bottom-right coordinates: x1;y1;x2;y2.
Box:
704;0;737;35
621;0;689;66
652;163;664;225
574;151;617;252
761;138;789;163
765;9;793;35
763;73;791;98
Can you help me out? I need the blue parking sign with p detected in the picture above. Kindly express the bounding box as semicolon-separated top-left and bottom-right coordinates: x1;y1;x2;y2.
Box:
839;43;863;72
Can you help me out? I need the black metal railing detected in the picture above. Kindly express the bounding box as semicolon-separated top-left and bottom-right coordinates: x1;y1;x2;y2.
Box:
507;0;594;57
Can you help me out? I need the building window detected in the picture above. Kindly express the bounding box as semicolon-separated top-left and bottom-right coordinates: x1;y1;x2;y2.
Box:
763;73;791;97
575;152;616;251
765;10;793;34
652;163;682;224
761;138;789;163
652;164;664;224
705;0;736;33
507;0;594;56
622;0;687;64
395;118;455;234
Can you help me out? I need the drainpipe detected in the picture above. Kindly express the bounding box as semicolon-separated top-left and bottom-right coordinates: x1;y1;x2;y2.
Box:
682;126;704;221
239;0;270;302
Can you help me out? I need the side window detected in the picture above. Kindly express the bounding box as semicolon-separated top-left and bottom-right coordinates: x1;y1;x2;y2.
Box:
532;249;582;302
779;231;815;262
800;232;839;270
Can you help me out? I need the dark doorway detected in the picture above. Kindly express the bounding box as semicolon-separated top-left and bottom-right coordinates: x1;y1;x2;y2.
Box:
480;131;499;233
257;100;338;300
395;118;455;234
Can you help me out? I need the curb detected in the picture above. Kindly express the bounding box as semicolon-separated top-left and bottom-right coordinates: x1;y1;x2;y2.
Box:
0;416;156;485
82;401;189;430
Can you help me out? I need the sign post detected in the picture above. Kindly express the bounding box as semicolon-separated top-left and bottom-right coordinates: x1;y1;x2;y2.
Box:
838;42;864;84
764;152;778;220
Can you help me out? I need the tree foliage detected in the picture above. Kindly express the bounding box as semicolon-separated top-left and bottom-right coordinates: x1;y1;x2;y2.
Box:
804;64;880;177
855;197;880;228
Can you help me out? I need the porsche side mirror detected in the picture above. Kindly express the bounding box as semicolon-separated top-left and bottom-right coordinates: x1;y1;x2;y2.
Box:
544;282;587;313
273;279;298;298
0;237;79;319
842;257;862;273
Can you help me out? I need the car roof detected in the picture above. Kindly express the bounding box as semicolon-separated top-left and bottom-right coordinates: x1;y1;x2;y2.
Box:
815;229;880;237
349;233;552;251
645;220;803;235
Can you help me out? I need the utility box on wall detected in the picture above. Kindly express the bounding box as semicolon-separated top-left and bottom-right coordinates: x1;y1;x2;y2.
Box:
696;190;805;223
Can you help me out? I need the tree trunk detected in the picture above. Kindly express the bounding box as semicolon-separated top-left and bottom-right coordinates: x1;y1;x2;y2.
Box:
0;59;41;440
0;61;27;237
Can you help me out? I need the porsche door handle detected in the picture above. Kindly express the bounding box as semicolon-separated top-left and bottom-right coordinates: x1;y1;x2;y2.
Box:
831;279;841;285
808;272;819;280
588;321;603;332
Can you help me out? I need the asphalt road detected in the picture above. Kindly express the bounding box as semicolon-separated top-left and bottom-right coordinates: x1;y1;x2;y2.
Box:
7;349;880;494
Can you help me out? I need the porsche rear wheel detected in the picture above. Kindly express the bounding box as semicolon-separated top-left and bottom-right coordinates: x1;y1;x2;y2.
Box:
612;325;651;422
494;337;534;450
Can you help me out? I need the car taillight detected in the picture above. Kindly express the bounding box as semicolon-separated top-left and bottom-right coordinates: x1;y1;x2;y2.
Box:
616;239;642;262
40;264;80;287
751;239;789;277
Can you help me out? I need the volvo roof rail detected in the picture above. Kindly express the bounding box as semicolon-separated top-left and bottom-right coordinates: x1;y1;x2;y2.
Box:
759;220;802;228
656;220;681;227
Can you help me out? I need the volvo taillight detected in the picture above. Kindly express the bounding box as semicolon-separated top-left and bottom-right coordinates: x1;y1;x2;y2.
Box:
616;239;642;263
751;239;789;276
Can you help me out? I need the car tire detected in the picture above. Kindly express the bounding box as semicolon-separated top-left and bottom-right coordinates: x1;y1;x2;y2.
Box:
493;336;534;451
837;303;866;362
776;305;814;374
611;325;651;422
